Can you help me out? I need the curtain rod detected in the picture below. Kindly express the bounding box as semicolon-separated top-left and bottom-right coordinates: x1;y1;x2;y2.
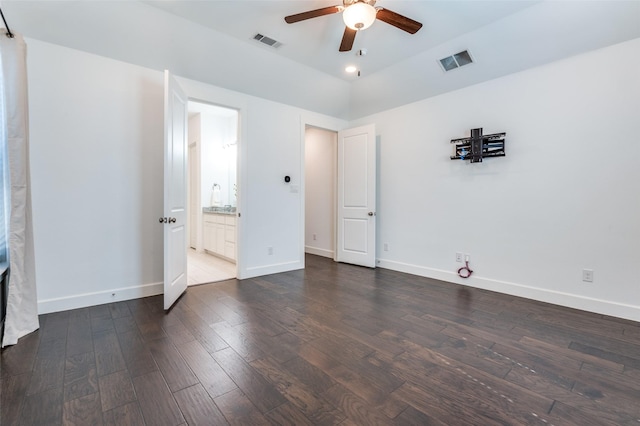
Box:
0;7;14;38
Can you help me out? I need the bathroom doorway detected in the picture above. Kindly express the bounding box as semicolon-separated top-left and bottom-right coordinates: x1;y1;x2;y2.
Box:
187;101;239;285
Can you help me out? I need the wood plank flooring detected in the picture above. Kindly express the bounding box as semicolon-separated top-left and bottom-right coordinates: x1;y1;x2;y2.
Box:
2;254;640;425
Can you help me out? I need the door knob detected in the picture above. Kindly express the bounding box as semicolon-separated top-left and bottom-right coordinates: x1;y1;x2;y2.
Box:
368;212;375;216
159;217;167;223
170;217;177;223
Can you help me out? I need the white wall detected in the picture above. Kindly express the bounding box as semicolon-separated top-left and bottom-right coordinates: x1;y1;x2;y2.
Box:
28;33;638;321
351;38;640;321
304;127;337;258
27;39;165;312
177;78;348;279
26;38;347;313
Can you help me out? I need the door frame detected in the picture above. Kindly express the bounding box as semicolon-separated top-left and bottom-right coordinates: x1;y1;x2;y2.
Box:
303;125;339;262
185;97;244;279
187;140;200;251
300;116;375;268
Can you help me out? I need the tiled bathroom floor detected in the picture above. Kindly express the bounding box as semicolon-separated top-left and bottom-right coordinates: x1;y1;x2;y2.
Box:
187;249;236;285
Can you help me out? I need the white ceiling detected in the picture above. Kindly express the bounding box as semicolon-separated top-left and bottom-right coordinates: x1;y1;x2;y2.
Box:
2;1;640;119
143;0;540;81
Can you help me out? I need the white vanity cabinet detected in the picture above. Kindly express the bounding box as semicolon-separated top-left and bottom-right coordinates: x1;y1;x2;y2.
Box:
203;212;236;262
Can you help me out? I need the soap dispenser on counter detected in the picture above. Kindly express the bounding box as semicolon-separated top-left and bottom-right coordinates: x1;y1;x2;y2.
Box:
211;183;221;207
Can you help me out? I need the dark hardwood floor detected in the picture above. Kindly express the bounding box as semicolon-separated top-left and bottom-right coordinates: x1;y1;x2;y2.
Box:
2;254;640;425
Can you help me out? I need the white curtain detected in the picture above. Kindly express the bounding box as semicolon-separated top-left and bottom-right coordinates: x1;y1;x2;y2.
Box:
1;31;39;347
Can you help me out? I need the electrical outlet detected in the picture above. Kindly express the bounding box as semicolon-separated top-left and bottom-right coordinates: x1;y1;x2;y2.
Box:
456;252;463;263
313;234;317;241
384;243;389;252
582;269;594;282
267;247;273;255
465;254;470;263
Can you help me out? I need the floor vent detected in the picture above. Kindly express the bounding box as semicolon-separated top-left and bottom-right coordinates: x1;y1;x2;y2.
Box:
253;33;282;48
439;50;473;72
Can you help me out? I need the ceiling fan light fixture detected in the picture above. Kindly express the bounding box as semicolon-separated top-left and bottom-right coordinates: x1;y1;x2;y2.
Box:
343;2;377;31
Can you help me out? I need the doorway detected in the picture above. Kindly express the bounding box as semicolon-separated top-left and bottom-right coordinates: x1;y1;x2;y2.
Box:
304;126;338;259
304;123;377;268
187;101;239;285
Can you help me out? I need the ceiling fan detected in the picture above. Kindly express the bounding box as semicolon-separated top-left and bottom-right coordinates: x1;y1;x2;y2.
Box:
284;0;423;52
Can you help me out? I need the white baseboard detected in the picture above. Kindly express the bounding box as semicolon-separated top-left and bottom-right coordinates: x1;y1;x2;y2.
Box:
377;258;640;323
305;246;334;259
37;258;639;323
241;260;303;280
37;282;164;315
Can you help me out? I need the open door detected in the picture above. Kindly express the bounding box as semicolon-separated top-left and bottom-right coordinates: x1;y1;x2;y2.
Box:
336;124;376;268
162;70;188;310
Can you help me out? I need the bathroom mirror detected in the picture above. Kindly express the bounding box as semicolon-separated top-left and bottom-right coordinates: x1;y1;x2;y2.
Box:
189;102;239;208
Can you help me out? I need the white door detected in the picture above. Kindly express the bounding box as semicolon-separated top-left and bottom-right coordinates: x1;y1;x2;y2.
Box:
188;143;198;249
163;70;188;310
336;124;376;267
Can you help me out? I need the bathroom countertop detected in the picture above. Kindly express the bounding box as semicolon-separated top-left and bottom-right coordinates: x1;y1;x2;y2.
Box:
203;207;236;215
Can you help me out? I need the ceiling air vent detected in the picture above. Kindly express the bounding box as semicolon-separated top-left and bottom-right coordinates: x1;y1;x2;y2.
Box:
253;33;282;48
439;50;473;72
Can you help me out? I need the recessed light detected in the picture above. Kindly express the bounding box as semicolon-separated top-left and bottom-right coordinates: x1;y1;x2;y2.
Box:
345;65;357;73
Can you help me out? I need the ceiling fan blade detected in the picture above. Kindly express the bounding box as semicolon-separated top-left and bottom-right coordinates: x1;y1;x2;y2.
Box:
339;27;357;52
285;5;342;24
376;8;423;34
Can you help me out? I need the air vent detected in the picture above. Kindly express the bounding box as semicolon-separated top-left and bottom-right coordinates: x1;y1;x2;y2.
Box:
253;33;282;48
439;50;473;72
